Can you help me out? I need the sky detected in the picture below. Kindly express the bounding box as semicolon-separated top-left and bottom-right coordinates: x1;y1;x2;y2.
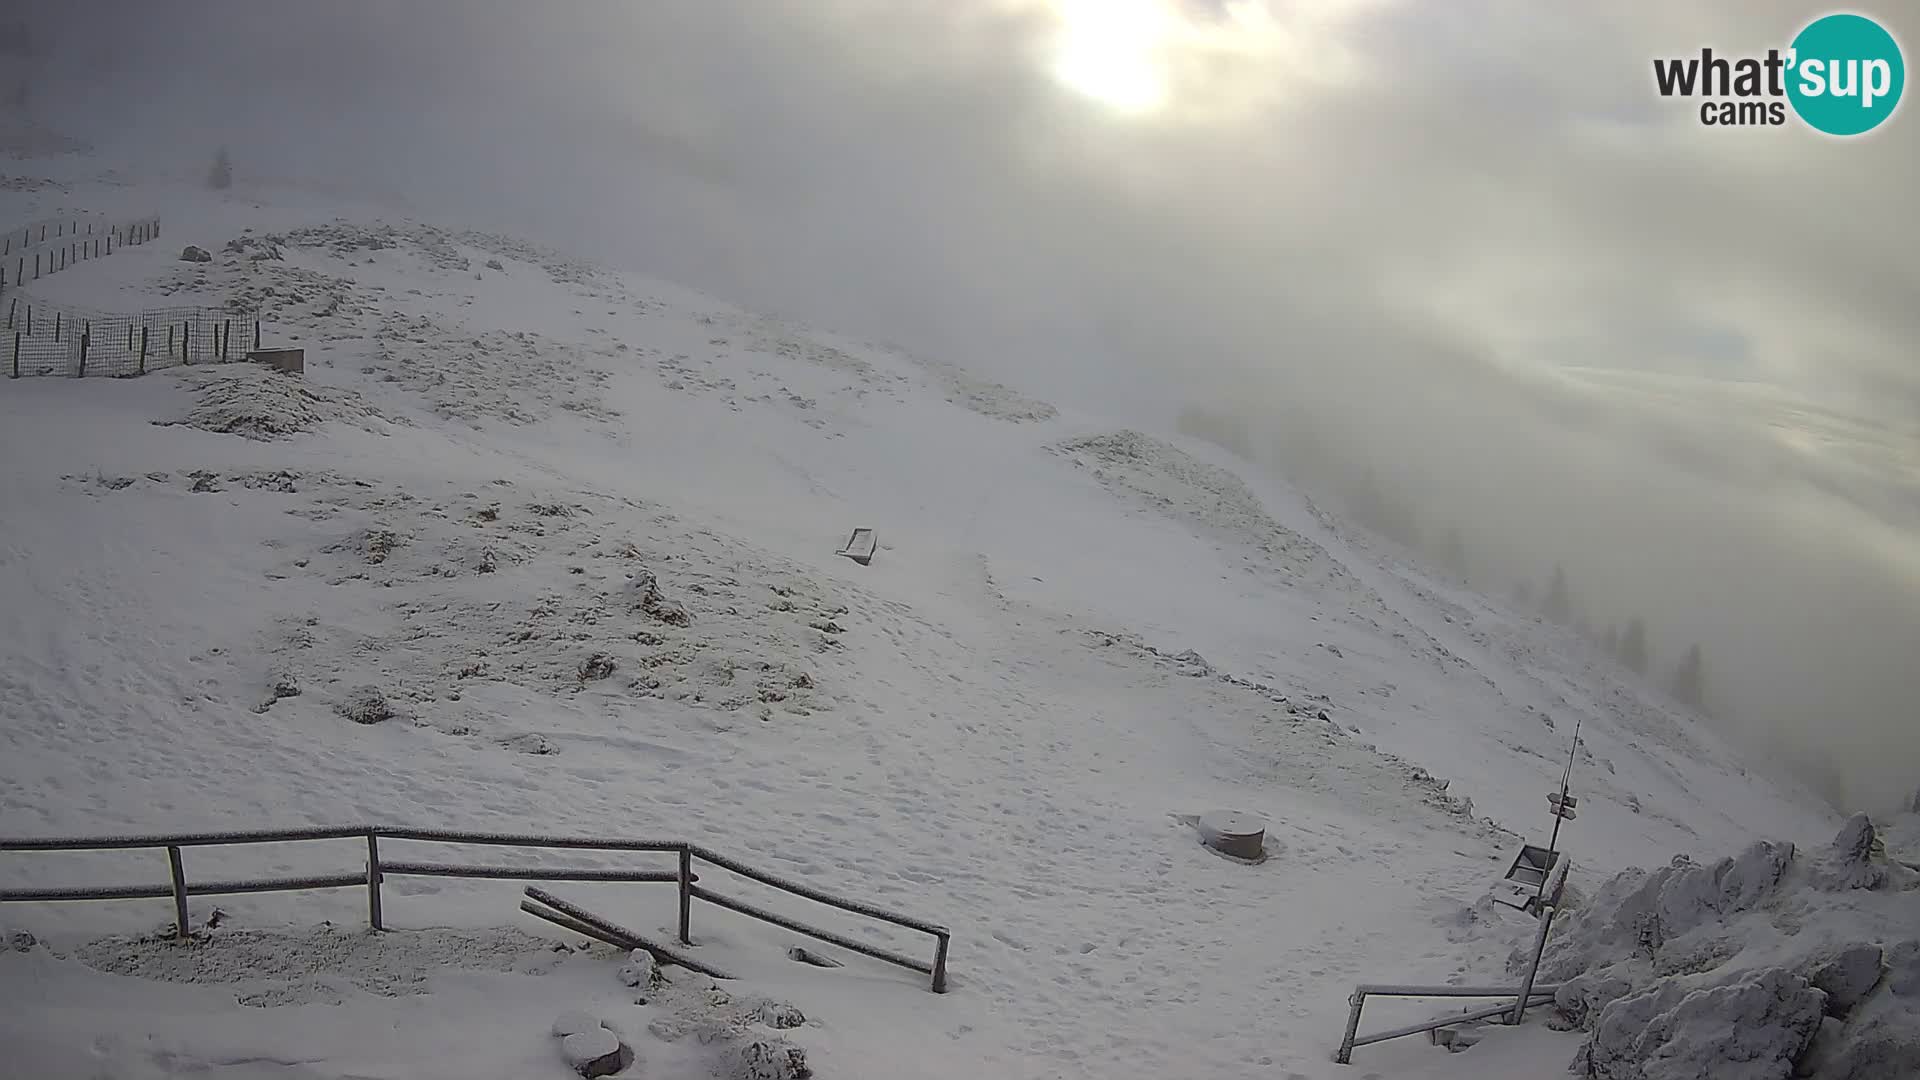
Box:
9;0;1919;810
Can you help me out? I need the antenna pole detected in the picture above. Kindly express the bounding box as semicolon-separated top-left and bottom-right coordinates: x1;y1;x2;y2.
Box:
1537;714;1583;901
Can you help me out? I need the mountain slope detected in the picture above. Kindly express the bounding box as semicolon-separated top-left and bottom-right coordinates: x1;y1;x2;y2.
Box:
0;174;1838;1079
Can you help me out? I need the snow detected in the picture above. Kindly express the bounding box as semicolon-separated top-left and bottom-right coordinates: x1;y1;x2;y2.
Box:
0;167;1854;1078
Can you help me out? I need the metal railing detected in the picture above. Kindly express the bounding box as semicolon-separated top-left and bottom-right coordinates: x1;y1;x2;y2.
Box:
0;824;951;993
1334;982;1562;1064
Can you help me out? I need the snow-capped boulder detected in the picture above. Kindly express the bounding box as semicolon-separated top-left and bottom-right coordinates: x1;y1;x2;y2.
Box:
551;1013;632;1077
560;1026;630;1077
617;948;655;988
738;1036;811;1080
1806;944;1883;1018
1576;968;1824;1080
1813;815;1885;892
1520;841;1793;985
179;245;213;262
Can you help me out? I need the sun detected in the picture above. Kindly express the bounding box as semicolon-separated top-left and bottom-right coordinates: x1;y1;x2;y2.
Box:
1048;0;1173;114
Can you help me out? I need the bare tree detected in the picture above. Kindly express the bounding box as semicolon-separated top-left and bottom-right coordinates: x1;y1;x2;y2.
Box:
208;146;234;190
1439;527;1469;580
1670;642;1705;710
1543;564;1572;623
1620;617;1649;675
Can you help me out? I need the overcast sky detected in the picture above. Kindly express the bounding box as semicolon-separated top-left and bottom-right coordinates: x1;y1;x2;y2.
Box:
14;1;1919;809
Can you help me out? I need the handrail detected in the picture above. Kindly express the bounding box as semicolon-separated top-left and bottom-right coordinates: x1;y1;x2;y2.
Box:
1335;983;1564;1065
0;824;951;992
0;825;374;851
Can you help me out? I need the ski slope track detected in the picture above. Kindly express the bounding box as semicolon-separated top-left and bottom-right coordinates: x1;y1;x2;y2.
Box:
0;172;1842;1079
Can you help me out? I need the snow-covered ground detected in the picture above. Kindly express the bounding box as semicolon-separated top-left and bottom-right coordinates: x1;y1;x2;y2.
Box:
0;168;1853;1079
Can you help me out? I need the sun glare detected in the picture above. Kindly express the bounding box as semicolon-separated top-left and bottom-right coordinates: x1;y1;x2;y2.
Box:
1049;0;1173;113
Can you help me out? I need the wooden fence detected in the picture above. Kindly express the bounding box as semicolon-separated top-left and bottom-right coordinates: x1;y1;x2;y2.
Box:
0;824;951;993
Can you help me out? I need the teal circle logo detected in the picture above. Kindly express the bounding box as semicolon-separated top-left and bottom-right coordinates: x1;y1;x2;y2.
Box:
1787;13;1905;136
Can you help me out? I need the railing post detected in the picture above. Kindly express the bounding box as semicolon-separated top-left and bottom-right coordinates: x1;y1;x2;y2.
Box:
167;845;189;940
931;932;950;994
1335;989;1366;1065
677;846;693;944
366;832;384;931
1510;903;1557;1024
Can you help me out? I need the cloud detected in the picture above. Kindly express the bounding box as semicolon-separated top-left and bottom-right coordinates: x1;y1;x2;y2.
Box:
14;0;1919;810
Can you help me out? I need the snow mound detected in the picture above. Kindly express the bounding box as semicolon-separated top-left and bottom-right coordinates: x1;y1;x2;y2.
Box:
1575;967;1824;1080
369;313;617;426
159;364;384;440
1053;431;1371;593
281;219;606;288
252;477;842;731
73;925;565;1006
921;357;1057;422
1526;812;1920;1078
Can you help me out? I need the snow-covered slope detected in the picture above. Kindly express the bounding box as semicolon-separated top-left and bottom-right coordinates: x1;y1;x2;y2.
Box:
0;173;1841;1079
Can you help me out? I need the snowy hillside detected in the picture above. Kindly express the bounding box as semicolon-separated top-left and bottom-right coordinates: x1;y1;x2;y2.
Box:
0;172;1849;1080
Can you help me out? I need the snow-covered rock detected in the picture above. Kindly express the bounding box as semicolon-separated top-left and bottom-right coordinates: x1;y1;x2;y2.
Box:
738;1036;811;1080
1806;944;1883;1018
552;1013;632;1077
1813;814;1886;891
179;245;212;262
753;1000;806;1030
617;948;655;988
560;1026;629;1077
1534;813;1920;1078
1525;841;1795;985
334;684;396;725
1576;968;1824;1080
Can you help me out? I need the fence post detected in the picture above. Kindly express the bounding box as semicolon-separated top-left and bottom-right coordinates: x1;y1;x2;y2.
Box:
677;846;693;944
53;312;60;341
168;324;175;357
78;330;88;378
139;326;148;375
10;332;18;379
931;932;950;993
366;832;384;931
6;297;12;329
222;319;230;360
254;320;261;350
34;253;39;279
1335;990;1367;1065
182;323;190;364
167;846;190;940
